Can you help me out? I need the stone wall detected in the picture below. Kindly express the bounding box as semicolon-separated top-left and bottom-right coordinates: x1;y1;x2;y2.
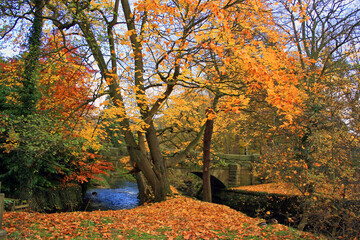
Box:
171;162;258;189
31;184;83;212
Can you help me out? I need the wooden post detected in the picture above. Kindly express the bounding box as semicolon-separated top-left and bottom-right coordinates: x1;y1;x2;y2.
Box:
0;194;2;228
0;181;7;239
0;192;7;240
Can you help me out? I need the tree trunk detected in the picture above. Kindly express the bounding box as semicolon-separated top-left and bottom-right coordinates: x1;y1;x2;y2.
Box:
133;132;153;204
145;122;169;202
19;0;44;200
20;0;44;116
203;108;214;202
134;172;152;204
120;0;169;202
297;199;311;231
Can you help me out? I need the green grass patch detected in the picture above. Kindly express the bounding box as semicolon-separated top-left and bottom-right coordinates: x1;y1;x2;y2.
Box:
214;229;239;239
122;229;166;240
156;226;172;233
242;236;264;240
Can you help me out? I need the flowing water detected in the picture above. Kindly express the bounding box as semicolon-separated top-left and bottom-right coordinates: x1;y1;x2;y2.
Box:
84;178;140;211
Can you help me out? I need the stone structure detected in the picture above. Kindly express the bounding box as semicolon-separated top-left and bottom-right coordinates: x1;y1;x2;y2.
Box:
102;148;261;189
171;156;260;189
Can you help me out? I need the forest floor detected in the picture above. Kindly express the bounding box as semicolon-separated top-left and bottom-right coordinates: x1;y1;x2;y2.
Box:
233;182;359;200
3;195;324;239
232;182;302;196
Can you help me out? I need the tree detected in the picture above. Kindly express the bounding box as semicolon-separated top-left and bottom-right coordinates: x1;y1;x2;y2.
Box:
38;32;97;121
19;0;44;116
1;0;305;203
0;38;111;203
256;0;360;236
42;0;275;202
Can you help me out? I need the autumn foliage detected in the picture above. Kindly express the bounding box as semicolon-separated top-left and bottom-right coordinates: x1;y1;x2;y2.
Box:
3;196;322;239
38;39;96;120
0;33;95;119
0;35;111;202
0;0;359;238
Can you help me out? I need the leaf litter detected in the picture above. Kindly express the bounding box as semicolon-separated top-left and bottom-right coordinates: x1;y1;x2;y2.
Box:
3;196;323;239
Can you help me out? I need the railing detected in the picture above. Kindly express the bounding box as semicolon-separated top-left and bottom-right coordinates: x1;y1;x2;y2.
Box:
0;182;7;240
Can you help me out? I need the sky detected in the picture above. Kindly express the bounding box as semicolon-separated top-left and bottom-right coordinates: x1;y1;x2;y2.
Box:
0;47;20;58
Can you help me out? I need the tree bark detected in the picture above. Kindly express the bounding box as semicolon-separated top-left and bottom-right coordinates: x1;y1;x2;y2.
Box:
134;172;152;204
203;108;214;202
133;132;153;204
145;122;170;201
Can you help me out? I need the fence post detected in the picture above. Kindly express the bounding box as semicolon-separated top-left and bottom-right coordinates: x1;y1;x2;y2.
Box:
0;181;7;239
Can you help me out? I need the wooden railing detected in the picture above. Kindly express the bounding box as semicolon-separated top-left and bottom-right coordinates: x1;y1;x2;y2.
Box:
0;182;7;239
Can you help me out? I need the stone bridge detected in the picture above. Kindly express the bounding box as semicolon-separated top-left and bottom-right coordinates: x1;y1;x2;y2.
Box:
101;147;260;189
171;154;260;189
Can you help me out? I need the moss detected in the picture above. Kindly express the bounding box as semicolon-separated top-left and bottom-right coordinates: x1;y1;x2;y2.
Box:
31;184;83;212
168;170;202;197
89;176;111;188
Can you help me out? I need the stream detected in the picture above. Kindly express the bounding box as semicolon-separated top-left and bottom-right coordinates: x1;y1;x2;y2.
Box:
84;178;140;211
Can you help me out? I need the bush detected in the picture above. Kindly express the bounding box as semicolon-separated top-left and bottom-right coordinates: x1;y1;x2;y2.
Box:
0;114;111;203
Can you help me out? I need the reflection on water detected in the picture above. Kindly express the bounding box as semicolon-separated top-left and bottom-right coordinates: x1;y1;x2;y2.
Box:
84;179;140;211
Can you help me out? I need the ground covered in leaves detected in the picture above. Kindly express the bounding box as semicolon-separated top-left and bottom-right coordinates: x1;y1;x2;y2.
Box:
233;182;360;200
3;196;323;239
232;183;302;196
